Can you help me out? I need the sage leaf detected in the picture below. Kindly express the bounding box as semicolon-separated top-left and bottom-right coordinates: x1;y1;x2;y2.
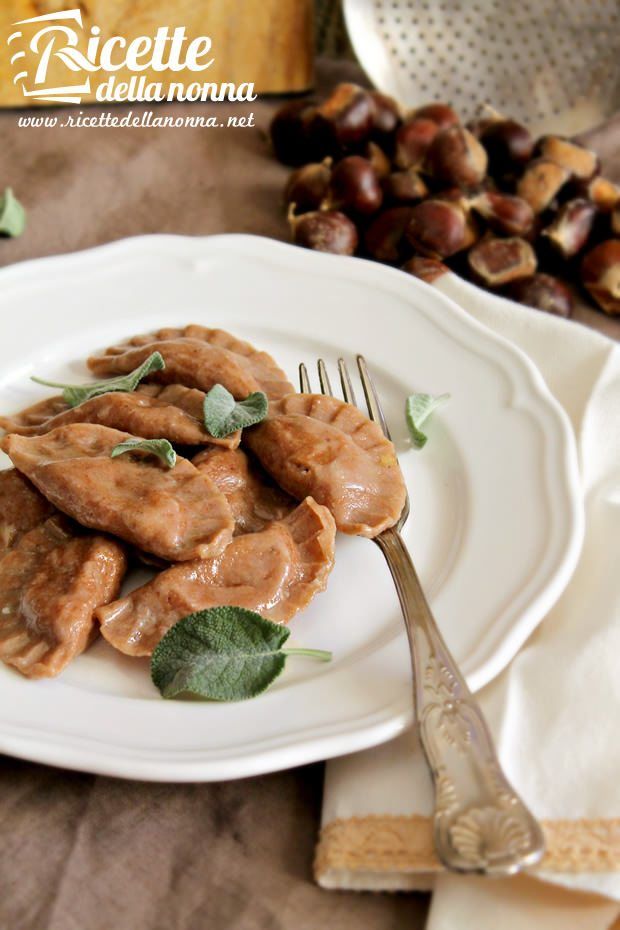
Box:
151;606;332;701
0;188;26;238
31;351;165;408
405;392;450;449
203;384;268;439
111;438;176;468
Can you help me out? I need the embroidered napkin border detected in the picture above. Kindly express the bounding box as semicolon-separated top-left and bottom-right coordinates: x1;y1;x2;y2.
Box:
315;815;620;881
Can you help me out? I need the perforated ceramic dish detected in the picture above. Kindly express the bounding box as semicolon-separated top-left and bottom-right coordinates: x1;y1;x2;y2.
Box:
344;0;620;135
0;235;582;780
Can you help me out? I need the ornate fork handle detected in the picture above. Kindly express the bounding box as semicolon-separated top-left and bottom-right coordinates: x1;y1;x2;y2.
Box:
374;527;545;875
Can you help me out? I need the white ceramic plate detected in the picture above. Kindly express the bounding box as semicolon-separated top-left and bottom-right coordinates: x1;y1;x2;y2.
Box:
0;235;582;781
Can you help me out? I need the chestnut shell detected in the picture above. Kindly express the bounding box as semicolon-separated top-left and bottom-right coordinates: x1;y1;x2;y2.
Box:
507;273;573;317
327;155;383;216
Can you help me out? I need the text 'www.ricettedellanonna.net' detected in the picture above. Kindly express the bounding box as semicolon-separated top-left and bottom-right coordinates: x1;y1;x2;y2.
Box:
17;110;256;129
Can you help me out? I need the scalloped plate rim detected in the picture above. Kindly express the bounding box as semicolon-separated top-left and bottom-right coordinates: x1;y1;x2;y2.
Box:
0;234;583;781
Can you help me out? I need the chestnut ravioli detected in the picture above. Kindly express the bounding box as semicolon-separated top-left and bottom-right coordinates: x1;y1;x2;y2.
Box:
2;423;234;562
245;393;407;537
88;325;295;401
0;468;56;556
0;516;127;678
192;446;295;535
97;497;336;657
0;385;240;448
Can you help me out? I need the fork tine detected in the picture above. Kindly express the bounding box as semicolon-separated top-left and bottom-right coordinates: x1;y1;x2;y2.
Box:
299;362;311;393
338;358;357;406
357;355;392;440
317;359;333;396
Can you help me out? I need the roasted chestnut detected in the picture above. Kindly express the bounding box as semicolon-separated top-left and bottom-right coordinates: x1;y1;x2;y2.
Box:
382;168;429;205
364;207;416;263
540;198;597;259
394;118;438;170
479;118;534;174
284;159;332;212
466;116;497;139
365;141;391;179
401;255;449;283
324;155;383;216
413;102;459;130
270;98;321;166
424;126;488;188
538;136;600;181
315;83;375;148
369;90;401;138
275;89;612;318
288;206;359;256
468;236;537;286
516;159;571;214
469;191;534;236
581;240;620;315
406;199;477;258
507;273;573;317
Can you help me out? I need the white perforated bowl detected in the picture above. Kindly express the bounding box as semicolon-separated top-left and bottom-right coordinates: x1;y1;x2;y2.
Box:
344;0;620;135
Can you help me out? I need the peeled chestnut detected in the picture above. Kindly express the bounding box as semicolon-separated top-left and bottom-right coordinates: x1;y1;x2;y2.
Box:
538;136;600;182
284;159;332;212
413;103;459;130
270;98;321;166
581;240;620;315
401;255;449;283
369;90;401;138
424;126;488;188
469;191;534;236
365;141;391;179
394;118;438;170
578;176;620;212
324;155;383;216
540;198;597;259
288;206;358;256
364;207;415;263
480;118;534;174
468;236;537;287
316;83;375;148
516;159;571;214
406;199;477;258
382;168;429;205
507;273;573;317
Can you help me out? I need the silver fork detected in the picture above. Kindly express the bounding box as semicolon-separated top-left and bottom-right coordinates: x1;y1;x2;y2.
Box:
300;355;545;875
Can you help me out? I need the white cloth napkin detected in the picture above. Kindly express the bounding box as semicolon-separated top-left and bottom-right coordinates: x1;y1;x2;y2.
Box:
316;274;620;929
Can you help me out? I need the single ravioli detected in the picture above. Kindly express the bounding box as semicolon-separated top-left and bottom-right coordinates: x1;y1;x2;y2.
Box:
0;386;240;448
2;423;234;561
193;446;295;535
0;516;127;678
97;497;336;657
245;393;407;537
88;325;294;401
0;468;56;555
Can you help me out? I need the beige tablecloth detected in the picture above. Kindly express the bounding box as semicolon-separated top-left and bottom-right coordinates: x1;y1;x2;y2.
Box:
0;58;616;930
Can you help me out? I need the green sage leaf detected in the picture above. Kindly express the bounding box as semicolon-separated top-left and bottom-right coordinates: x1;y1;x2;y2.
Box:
151;606;332;701
203;384;268;438
405;393;450;449
31;351;165;408
0;188;26;238
111;438;176;468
